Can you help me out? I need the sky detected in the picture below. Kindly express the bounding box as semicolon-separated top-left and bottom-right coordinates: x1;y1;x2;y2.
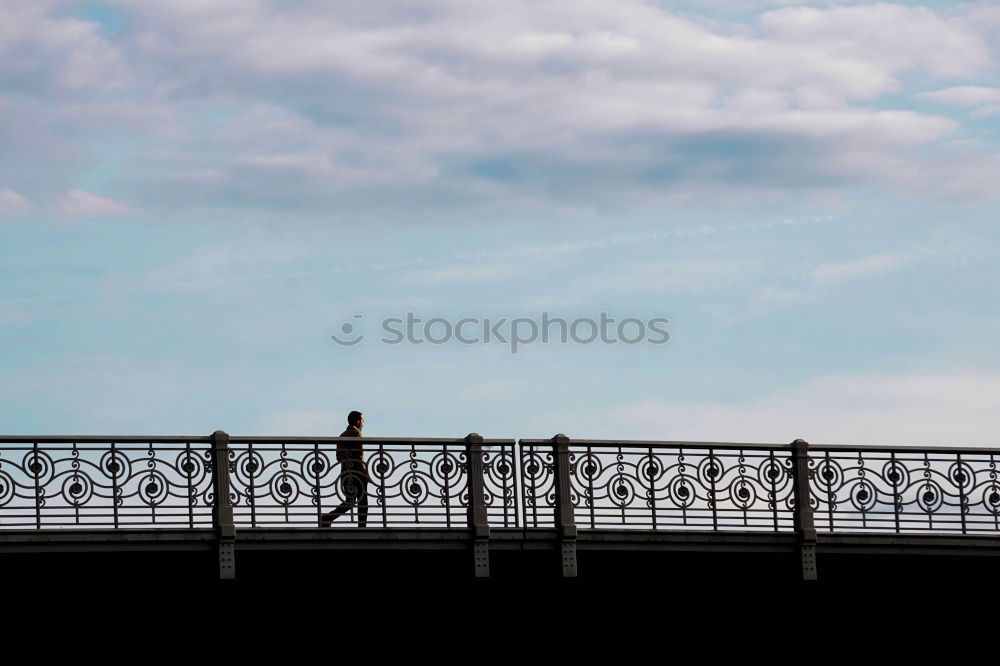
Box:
1;0;998;444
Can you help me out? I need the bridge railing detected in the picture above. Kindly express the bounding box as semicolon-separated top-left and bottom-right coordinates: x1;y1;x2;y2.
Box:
0;434;517;531
807;444;1000;535
519;439;797;532
517;438;1000;536
225;436;517;529
1;434;998;536
0;436;215;529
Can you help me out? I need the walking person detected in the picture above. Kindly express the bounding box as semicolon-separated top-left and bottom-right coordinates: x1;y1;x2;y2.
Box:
320;411;369;527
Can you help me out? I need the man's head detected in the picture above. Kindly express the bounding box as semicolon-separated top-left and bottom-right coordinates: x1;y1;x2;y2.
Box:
348;410;364;430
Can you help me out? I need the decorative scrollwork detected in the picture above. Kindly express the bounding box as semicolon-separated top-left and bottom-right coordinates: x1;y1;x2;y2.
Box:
520;447;555;527
668;475;697;509
138;470;170;506
808;450;1000;533
639;455;663;485
300;451;332;480
99;450;131;481
982;485;1000;514
227;442;473;527
0;469;15;506
60;473;93;506
482;447;517;526
916;481;944;514
0;441;215;528
4;438;998;536
22;450;54;484
566;446;796;531
730;480;756;509
269;472;300;506
429;450;465;488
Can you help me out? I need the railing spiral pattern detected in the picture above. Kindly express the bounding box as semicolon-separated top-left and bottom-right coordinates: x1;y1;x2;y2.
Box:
809;449;1000;534
1;436;998;536
565;444;796;531
482;444;519;527
520;443;557;527
227;439;477;527
0;438;214;528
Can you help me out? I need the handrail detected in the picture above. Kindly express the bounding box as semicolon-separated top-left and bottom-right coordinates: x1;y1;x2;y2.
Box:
520;438;1000;454
2;432;999;579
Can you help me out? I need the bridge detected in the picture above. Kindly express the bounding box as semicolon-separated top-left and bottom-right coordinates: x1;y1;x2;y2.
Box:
2;432;999;589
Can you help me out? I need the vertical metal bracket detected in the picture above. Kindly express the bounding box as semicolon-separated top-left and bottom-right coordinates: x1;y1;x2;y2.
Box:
800;543;817;580
553;434;578;578
211;430;236;580
218;541;235;579
473;541;490;578
791;438;818;582
465;433;491;578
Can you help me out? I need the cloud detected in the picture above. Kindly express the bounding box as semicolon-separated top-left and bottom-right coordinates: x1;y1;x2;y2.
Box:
0;1;997;216
614;368;1000;445
760;4;989;78
0;2;126;94
918;86;1000;118
963;1;1000;52
57;190;128;218
0;187;32;215
116;1;996;201
239;152;335;173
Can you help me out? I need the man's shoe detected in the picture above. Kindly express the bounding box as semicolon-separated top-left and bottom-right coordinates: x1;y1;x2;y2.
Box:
320;515;332;528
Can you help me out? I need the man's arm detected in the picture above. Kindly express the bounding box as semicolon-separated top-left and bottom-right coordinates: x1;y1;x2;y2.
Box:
337;426;362;463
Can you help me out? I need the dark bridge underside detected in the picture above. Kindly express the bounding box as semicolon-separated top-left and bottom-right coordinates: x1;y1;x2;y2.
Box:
4;528;998;592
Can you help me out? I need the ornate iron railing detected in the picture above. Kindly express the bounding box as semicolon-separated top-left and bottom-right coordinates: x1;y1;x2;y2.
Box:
808;445;1000;534
226;436;518;528
520;439;1000;536
0;436;215;529
1;434;997;536
519;439;797;532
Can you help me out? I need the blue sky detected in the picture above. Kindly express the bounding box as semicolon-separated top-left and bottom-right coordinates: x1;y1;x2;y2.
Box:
1;0;999;444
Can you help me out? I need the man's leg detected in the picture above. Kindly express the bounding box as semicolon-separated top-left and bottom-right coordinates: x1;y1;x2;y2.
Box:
320;472;362;527
358;476;369;528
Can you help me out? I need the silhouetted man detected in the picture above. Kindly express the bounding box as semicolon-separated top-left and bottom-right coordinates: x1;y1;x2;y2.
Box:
320;411;369;528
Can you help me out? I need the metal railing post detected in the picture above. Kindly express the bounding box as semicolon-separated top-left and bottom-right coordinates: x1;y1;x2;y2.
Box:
553;434;578;577
211;430;236;580
465;433;490;577
791;439;817;581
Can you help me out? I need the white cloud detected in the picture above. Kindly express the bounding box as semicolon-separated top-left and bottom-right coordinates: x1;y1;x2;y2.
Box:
1;1;996;214
57;190;128;218
94;0;988;201
827;145;1000;199
918;86;1000;118
614;369;1000;445
241;152;334;172
0;187;32;215
963;1;1000;52
0;2;126;93
760;4;989;78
